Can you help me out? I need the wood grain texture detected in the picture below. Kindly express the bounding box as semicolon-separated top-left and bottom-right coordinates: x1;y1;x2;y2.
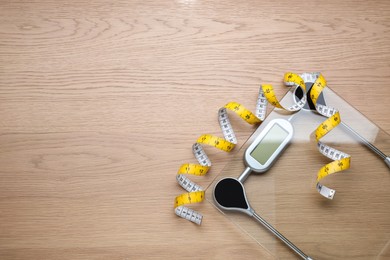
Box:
0;0;389;259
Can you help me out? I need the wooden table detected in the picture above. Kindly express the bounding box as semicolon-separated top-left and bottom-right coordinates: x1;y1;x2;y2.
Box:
1;1;389;259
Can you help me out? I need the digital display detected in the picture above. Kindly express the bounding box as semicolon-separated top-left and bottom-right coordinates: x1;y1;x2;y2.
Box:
250;124;289;165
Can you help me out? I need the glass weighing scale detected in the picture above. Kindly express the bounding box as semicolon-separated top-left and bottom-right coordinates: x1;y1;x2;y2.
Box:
206;84;390;259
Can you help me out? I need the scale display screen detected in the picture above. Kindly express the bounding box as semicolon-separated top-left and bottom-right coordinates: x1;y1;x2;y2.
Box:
250;123;289;165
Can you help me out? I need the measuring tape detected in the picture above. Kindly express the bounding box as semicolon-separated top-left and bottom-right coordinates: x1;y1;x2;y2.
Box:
309;73;351;199
174;98;267;225
174;72;350;224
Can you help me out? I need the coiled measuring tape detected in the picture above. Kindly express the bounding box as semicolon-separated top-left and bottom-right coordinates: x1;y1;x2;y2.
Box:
309;74;351;199
174;100;266;225
174;72;350;224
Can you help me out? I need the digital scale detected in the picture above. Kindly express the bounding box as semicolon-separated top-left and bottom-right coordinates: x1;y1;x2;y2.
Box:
207;82;390;259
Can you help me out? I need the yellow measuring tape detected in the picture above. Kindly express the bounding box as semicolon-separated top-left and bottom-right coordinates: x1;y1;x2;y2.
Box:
310;74;351;199
174;72;350;224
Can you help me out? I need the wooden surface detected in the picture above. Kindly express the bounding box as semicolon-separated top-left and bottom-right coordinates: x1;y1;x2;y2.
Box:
0;1;389;259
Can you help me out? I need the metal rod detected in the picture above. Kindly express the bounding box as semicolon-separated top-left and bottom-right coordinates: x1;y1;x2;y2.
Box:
252;212;312;260
340;121;390;169
340;121;386;160
237;167;252;183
